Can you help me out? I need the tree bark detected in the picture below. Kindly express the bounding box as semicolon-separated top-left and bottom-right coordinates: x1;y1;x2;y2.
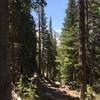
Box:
38;4;42;76
79;0;86;100
0;0;12;99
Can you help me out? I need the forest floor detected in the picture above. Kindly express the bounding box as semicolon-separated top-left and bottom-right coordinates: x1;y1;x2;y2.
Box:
34;78;79;100
95;94;100;100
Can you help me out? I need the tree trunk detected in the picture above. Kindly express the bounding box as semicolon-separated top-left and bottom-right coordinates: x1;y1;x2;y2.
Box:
79;0;86;100
38;4;42;76
0;0;12;99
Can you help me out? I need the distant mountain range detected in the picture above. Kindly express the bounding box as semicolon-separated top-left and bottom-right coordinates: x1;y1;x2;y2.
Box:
53;30;61;46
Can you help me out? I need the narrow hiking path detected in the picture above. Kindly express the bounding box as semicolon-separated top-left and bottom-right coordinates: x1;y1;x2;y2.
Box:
34;78;79;100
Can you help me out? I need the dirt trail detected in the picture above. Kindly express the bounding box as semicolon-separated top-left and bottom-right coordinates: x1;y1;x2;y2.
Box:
35;79;79;100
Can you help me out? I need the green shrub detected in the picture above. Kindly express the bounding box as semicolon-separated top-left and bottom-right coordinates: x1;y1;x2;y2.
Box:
16;75;37;100
86;84;95;100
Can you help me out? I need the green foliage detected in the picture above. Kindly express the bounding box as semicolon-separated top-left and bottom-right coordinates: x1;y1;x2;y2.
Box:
45;22;57;80
9;0;100;99
57;0;100;93
56;0;79;87
21;15;37;76
9;0;37;98
9;0;37;76
16;75;37;100
85;0;100;89
86;85;95;100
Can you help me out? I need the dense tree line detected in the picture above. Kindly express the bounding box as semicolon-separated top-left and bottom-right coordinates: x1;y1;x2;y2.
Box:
0;0;57;99
57;0;100;99
0;0;100;100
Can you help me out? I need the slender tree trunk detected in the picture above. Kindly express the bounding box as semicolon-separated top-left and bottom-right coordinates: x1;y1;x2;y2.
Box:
0;0;12;99
38;4;42;76
79;0;86;100
85;0;90;85
38;4;44;77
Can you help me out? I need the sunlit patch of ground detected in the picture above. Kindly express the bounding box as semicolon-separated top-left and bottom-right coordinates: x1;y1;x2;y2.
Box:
58;85;79;98
95;94;100;100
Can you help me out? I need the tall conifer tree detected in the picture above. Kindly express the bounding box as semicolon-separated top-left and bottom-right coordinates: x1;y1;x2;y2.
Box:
57;0;79;86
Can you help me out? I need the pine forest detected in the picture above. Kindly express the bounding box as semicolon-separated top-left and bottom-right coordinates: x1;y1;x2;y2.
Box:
0;0;100;100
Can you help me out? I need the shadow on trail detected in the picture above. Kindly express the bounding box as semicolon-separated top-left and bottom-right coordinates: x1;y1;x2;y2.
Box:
34;78;79;100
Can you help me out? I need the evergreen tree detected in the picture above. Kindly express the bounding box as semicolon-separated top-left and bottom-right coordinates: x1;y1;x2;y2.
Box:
57;0;79;87
85;0;100;92
45;30;57;80
9;0;37;79
9;1;37;99
34;0;47;76
40;4;48;77
48;18;57;80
